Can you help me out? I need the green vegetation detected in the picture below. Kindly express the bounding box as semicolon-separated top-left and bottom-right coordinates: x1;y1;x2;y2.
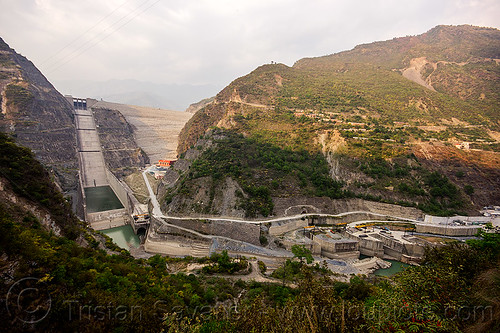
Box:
176;26;499;218
201;250;248;274
369;231;500;332
257;260;267;273
172;125;470;216
178;129;345;217
416;171;464;215
5;83;34;110
169;232;499;332
1;134;499;332
0;133;80;238
291;244;313;264
348;154;467;215
0;53;15;67
0;135;247;331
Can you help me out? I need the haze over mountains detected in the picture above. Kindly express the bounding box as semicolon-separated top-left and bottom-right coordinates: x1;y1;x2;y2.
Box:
53;79;221;111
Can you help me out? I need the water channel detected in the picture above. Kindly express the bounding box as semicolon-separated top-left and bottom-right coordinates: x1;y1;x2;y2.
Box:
373;259;410;277
101;225;140;250
84;185;124;213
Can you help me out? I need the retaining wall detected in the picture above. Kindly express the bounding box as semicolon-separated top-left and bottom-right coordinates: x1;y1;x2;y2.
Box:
415;224;481;236
269;218;308;235
106;168;129;212
167;218;261;245
87;208;130;230
75;170;86;221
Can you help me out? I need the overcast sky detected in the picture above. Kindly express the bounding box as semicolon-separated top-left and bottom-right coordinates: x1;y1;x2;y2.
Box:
1;0;499;91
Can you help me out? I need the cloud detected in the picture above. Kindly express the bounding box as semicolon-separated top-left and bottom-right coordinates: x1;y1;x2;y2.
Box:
0;0;499;91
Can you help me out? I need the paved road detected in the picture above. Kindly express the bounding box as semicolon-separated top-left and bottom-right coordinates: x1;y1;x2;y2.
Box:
142;169;421;226
142;170;291;258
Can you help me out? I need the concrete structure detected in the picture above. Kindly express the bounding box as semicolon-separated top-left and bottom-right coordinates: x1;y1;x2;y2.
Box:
415;224;481;236
70;96;147;235
87;209;131;230
269;211;418;236
166;218;261;246
312;232;359;260
75;109;108;187
424;214;499;226
371;232;424;263
481;206;500;217
71;97;87;110
344;230;385;257
158;160;175;167
454;142;470;150
344;227;425;263
146;165;168;181
269;218;308;236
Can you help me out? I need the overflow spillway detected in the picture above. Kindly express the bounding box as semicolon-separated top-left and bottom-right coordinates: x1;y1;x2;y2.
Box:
71;96;131;231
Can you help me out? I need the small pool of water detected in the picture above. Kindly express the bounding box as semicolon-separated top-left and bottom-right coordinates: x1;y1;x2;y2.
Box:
374;259;410;277
101;225;140;250
85;186;124;213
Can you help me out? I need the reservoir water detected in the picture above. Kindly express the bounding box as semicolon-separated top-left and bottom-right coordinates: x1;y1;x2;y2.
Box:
101;225;140;250
374;259;410;277
85;185;124;213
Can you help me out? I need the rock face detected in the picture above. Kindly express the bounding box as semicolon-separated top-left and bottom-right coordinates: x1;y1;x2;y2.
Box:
185;96;215;114
0;37;77;191
92;107;149;178
90;100;192;163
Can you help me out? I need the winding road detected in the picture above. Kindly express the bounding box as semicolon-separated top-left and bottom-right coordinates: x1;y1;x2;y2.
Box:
142;169;419;226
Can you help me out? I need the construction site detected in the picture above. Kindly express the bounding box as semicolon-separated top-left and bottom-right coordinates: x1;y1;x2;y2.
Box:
68;96;499;277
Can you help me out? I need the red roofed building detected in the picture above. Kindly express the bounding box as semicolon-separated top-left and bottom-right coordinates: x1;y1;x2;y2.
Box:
157;160;175;168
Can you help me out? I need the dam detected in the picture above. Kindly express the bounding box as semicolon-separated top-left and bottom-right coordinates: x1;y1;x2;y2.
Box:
69;96;147;238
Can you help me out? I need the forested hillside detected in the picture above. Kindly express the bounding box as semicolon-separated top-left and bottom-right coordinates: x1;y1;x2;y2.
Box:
173;25;500;214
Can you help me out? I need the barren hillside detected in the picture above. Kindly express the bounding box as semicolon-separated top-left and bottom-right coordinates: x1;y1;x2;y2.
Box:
93;101;192;164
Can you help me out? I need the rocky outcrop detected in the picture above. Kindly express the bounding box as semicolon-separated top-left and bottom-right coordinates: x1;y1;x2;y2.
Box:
0;37;77;191
92;107;149;178
177;64;290;155
185;96;215;113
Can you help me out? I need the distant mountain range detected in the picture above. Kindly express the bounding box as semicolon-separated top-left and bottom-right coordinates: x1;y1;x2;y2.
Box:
52;79;221;111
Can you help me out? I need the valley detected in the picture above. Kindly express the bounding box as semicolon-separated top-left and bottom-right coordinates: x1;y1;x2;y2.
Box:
92;100;192;163
1;25;499;332
63;96;496;283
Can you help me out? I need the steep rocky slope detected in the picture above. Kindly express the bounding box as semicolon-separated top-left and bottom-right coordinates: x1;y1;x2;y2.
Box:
92;100;192;163
172;25;500;215
180;25;500;153
92;106;149;178
0;37;77;191
185;96;215;114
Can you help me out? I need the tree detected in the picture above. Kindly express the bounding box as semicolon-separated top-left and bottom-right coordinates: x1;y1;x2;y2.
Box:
464;184;474;196
291;245;313;264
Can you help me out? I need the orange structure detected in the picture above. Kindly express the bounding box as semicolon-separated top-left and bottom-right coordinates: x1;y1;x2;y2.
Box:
157;160;175;167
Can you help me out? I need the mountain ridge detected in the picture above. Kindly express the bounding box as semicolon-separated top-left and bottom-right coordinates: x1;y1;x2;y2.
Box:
179;25;500;155
172;25;500;215
0;37;78;191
